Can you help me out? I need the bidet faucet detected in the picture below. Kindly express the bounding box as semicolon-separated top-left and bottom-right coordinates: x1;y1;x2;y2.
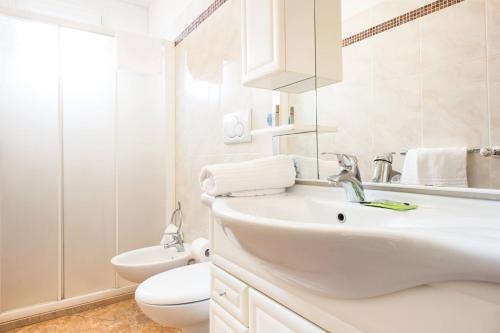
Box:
163;201;185;252
164;232;185;252
325;153;366;203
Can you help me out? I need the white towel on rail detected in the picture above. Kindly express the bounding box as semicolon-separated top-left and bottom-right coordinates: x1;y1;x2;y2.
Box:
401;147;468;187
199;155;296;197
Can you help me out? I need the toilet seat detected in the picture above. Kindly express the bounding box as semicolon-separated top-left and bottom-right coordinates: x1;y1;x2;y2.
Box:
135;262;210;306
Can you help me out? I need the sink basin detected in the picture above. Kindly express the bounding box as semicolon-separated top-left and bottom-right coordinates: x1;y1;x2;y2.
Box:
210;185;500;298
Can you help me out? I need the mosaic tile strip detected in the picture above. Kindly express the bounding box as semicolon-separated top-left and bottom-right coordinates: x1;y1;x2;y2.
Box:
174;0;228;46
175;0;466;48
343;0;465;47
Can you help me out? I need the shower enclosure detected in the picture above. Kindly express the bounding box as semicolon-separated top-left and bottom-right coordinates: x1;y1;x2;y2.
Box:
0;13;172;319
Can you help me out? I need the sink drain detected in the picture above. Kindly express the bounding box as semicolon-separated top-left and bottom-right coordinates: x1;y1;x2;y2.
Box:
337;213;346;223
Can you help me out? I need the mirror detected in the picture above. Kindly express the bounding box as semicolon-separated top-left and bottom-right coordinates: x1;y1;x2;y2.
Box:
287;0;500;189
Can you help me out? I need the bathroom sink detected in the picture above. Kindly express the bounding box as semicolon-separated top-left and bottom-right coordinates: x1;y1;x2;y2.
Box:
210;185;500;298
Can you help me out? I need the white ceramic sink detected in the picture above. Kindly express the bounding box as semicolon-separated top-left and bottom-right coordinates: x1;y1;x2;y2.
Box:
210;185;500;298
111;245;192;283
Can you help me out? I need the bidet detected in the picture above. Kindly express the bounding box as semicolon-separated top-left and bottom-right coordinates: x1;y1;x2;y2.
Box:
111;245;192;283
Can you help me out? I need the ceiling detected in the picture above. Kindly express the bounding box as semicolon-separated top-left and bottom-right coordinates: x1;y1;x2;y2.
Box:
119;0;153;8
119;0;385;20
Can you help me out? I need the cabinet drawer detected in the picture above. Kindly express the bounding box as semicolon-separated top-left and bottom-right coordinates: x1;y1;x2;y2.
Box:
249;289;327;333
211;265;249;326
210;300;249;333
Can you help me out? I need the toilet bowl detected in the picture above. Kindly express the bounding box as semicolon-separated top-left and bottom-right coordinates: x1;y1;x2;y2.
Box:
135;262;211;333
111;244;192;283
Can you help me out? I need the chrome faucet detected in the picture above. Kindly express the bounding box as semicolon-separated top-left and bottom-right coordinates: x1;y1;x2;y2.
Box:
163;202;185;252
325;153;366;203
164;232;185;252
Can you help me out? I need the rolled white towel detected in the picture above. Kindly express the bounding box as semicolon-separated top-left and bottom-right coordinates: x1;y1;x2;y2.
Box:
200;155;296;196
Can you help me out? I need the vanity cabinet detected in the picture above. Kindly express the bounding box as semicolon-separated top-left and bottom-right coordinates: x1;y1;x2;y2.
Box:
210;265;326;333
210;300;248;333
241;0;342;93
248;289;327;333
211;265;249;325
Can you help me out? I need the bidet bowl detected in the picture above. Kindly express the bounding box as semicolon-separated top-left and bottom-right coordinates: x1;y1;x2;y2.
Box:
111;245;192;283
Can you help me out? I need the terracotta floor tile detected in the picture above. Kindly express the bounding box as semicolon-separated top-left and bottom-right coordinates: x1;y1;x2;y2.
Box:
6;299;181;333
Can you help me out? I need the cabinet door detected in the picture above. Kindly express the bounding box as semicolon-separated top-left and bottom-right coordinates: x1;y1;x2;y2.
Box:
212;265;249;325
210;300;248;333
241;0;285;84
249;289;326;333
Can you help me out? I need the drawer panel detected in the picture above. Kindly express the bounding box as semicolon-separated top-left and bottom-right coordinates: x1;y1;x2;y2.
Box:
210;300;249;333
249;289;327;333
211;265;249;326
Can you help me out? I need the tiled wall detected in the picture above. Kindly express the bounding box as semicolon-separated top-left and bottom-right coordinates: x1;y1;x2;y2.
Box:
316;0;500;188
175;0;273;241
343;0;465;46
175;0;500;240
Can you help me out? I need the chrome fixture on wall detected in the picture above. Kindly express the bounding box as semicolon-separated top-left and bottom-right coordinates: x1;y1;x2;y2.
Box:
371;153;401;183
400;147;500;157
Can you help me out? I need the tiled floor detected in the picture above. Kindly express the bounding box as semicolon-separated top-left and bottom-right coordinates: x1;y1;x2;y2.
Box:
7;299;181;333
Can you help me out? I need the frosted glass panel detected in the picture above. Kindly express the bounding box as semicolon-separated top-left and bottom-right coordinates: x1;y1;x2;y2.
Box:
61;28;116;297
0;15;60;311
116;70;167;287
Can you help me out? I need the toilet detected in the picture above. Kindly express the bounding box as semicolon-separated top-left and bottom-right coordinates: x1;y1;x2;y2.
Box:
135;262;211;333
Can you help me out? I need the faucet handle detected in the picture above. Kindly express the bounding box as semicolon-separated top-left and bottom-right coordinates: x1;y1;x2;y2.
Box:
336;154;359;170
321;152;362;181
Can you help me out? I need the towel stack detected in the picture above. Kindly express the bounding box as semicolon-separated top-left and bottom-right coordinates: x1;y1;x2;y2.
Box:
401;147;468;187
199;155;296;197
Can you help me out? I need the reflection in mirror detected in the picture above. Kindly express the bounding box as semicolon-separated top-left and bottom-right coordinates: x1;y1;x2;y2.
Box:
272;91;319;180
274;0;342;179
312;0;500;189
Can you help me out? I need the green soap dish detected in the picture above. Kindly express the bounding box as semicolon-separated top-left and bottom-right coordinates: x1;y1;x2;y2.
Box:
362;200;418;211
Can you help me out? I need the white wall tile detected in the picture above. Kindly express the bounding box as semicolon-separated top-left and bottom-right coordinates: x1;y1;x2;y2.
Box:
487;0;500;57
421;59;489;148
175;0;272;241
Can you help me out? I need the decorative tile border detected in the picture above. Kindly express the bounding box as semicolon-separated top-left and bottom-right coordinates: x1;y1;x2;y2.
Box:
174;0;465;48
343;0;465;47
174;0;228;46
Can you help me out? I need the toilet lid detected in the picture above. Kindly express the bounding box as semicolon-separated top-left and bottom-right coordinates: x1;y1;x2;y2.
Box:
136;262;211;306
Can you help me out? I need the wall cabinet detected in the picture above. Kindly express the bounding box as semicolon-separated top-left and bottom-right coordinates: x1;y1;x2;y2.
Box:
210;265;326;333
241;0;342;93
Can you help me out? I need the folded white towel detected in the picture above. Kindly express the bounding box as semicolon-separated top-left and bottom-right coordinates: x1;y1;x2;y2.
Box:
199;155;296;196
401;147;468;187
